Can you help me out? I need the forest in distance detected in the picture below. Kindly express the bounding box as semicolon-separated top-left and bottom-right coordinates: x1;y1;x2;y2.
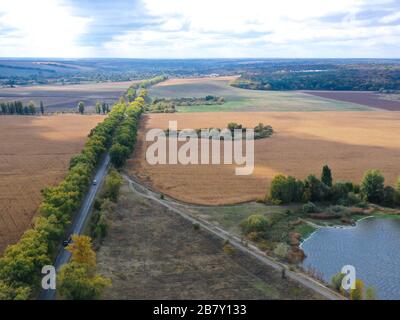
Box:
1;58;400;92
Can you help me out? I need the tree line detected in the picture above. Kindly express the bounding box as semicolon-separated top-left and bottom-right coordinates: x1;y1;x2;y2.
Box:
268;165;400;208
231;65;400;91
0;101;45;115
0;76;159;300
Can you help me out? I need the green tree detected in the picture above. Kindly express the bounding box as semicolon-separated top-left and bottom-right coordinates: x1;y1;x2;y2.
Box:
101;103;107;114
321;165;332;187
58;262;111;300
95;102;101;114
28;101;36;115
269;174;303;204
361;169;385;204
304;174;328;202
383;186;396;207
40;101;45;115
77;101;85;114
103;169;123;202
395;176;400;206
109;143;130;168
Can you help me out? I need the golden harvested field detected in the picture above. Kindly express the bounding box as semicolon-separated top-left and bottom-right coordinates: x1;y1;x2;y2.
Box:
0;115;104;253
127;112;400;205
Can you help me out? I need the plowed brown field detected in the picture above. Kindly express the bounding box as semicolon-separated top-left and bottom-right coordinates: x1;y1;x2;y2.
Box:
127;112;400;205
0;115;104;253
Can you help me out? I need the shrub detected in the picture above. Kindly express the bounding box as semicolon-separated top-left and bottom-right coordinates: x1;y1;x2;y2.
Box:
222;240;235;254
331;272;345;291
240;214;271;235
361;169;385;204
302;202;319;214
273;242;290;259
326;205;350;216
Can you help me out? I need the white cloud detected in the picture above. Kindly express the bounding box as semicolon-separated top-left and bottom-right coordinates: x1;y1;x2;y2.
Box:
101;0;400;58
0;0;91;57
380;11;400;24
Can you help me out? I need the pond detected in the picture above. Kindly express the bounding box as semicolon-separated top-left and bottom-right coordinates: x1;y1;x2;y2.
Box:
301;217;400;300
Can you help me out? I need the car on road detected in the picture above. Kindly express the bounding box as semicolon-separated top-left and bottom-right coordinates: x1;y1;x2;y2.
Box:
63;236;72;247
93;179;98;185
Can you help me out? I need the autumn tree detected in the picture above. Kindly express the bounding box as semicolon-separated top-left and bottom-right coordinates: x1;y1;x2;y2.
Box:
58;235;111;300
350;279;365;300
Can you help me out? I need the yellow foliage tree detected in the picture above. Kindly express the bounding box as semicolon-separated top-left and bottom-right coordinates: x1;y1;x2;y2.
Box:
66;235;96;270
59;235;111;300
350;279;365;300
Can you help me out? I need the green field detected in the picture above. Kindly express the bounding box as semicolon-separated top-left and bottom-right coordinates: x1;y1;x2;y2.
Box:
149;79;375;112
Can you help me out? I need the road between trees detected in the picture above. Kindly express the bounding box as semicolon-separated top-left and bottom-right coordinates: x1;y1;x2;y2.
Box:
39;154;111;300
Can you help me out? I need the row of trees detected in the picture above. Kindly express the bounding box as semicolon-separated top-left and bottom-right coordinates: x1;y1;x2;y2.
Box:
109;90;146;167
269;166;400;208
0;75;161;299
125;75;167;102
0;98;128;299
77;101;111;115
0;101;45;115
90;169;123;242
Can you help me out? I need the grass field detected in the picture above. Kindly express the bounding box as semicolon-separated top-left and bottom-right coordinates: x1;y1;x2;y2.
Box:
149;78;375;112
127;112;400;205
96;182;322;299
0;81;136;112
0;115;104;253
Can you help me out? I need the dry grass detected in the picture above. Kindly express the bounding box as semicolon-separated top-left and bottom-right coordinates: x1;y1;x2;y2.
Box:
127;112;400;205
97;183;322;299
0;115;104;253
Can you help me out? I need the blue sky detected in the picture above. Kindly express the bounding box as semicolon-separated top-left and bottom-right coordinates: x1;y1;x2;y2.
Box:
0;0;399;58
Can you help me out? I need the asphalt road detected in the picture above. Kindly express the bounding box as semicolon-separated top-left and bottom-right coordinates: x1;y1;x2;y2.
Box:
39;154;110;300
124;174;345;300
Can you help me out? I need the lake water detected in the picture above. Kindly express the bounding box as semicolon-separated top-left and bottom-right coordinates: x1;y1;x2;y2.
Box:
301;217;400;300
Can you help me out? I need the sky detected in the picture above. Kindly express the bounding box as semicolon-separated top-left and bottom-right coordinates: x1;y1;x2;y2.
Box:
0;0;399;58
